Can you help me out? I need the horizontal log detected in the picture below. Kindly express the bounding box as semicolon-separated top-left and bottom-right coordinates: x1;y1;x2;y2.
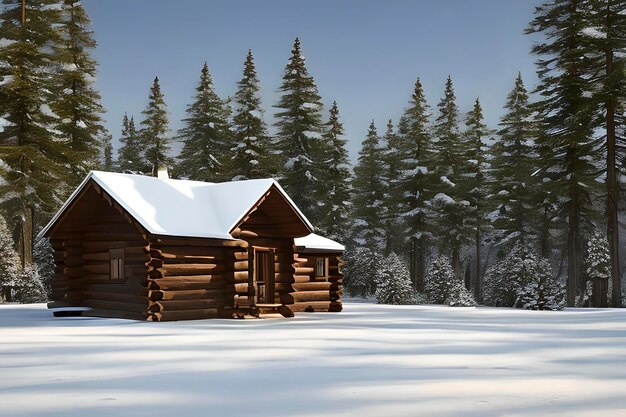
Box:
84;308;146;321
289;301;343;313
234;260;248;270
293;275;310;283
149;308;220;322
280;291;336;304
231;228;259;238
234;252;248;260
151;237;247;248
149;288;230;301
148;275;226;290
83;290;147;305
86;284;148;295
149;246;226;258
83;299;148;313
149;263;221;277
82;241;148;250
83;232;144;241
294;267;314;275
234;283;249;293
233;271;248;282
149;298;225;312
292;282;332;291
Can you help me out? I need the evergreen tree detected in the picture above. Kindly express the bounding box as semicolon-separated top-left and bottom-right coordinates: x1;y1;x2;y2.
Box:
178;63;232;182
463;98;491;301
140;76;172;175
0;0;68;266
583;229;611;306
375;252;416;305
429;76;471;275
50;0;105;185
33;233;54;297
490;73;537;249
425;255;476;306
397;78;434;292
0;214;21;294
117;113;146;173
343;246;383;298
528;1;602;306
583;0;626;307
231;50;277;180
100;133;113;171
381;119;404;255
516;256;565;311
313;101;351;240
274;38;324;217
351;121;386;251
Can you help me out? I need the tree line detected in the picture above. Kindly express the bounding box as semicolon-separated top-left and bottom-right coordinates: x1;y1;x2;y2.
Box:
0;0;624;309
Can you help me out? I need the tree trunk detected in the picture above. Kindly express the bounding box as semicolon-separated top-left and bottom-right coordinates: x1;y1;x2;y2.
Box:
18;207;33;268
605;3;622;307
566;185;579;307
474;226;481;303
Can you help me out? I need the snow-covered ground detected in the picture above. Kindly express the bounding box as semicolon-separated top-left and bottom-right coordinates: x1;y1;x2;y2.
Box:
1;301;626;417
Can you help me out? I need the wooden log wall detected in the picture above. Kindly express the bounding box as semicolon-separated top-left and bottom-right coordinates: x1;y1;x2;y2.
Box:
48;185;151;320
285;251;344;313
146;237;247;321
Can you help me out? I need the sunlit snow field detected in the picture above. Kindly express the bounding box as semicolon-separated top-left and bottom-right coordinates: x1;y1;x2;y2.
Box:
1;301;626;417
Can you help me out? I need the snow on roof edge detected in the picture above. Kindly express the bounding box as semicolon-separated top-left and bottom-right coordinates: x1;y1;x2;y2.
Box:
294;233;345;252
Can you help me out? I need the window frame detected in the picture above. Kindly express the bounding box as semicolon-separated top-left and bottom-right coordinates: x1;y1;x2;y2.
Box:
109;248;125;281
315;257;328;280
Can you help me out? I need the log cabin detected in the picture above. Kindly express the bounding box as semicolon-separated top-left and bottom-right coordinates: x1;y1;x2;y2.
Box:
39;171;344;321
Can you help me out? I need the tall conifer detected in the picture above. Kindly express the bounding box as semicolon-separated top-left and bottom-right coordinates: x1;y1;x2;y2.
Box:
140;77;171;175
274;38;324;217
314;101;351;240
117;113;146;173
231;50;276;180
50;0;105;185
351;121;386;251
0;0;67;265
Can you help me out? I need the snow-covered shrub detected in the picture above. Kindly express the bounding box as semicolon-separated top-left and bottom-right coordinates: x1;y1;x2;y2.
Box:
580;230;611;306
343;246;383;297
484;243;564;310
374;252;416;305
0;215;20;301
425;255;476;307
33;234;55;296
517;257;565;310
11;266;47;304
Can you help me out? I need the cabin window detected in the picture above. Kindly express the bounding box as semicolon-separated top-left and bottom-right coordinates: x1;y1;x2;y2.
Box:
109;248;125;280
315;257;327;279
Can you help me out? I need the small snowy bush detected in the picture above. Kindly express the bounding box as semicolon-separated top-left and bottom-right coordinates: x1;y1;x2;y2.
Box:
580;230;611;307
33;235;55;296
425;255;476;307
11;266;47;304
484;243;564;310
343;246;384;297
374;252;416;305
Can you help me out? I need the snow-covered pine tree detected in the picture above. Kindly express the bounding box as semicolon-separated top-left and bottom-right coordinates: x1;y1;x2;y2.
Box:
343;246;383;298
117;114;146;173
313;101;351;241
490;73;537;250
375;252;416;305
516;256;565;311
140;76;172;175
178;63;232;182
583;230;611;307
351;121;386;251
50;0;105;185
231;50;277;181
397;78;434;292
100;133;113;171
463;98;491;301
0;0;68;266
527;1;602;307
428;76;472;276
0;214;21;299
274;38;324;218
582;0;626;307
425;255;476;306
12;265;47;303
33;233;55;297
381;119;405;255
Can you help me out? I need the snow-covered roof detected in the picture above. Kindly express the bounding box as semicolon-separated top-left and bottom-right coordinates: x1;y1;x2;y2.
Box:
40;171;314;241
294;233;345;252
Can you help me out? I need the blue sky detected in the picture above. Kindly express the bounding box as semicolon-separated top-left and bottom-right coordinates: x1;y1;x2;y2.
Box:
82;0;543;161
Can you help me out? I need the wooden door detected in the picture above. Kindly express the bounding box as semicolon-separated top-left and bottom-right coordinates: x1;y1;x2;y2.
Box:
254;249;275;304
